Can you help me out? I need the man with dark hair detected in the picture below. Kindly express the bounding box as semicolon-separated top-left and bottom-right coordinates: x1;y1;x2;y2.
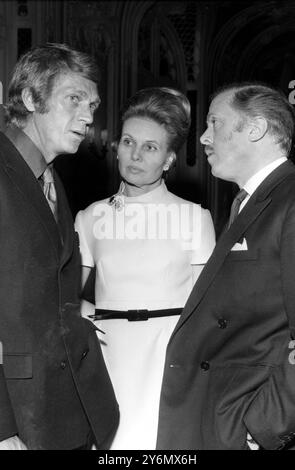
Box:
0;43;118;450
157;82;295;450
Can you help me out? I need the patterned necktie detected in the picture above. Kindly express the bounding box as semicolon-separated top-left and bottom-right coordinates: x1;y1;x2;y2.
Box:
228;188;248;229
41;165;58;222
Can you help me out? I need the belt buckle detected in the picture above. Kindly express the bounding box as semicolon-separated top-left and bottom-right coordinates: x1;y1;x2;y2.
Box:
127;309;149;321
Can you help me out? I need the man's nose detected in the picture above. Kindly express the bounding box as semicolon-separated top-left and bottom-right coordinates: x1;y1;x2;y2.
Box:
200;128;212;145
78;104;94;125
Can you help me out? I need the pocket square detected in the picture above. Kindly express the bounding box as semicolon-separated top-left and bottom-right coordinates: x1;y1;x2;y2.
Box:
231;238;248;251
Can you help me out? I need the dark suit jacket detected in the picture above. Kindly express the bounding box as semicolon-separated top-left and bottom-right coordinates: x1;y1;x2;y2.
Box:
157;160;295;450
0;132;119;449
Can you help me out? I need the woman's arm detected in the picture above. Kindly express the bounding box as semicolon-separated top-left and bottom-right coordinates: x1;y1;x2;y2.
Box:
191;208;216;284
82;266;92;289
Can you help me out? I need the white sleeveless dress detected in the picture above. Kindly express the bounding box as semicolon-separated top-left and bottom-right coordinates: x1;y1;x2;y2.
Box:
75;181;215;449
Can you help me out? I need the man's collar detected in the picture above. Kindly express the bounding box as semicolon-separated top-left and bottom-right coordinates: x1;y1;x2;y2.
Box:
243;156;288;196
4;124;47;179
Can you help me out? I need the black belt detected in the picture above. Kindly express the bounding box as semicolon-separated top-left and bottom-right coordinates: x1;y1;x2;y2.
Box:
88;308;183;322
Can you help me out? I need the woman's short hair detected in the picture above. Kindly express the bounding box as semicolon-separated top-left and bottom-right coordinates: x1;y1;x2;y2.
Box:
5;42;100;127
212;82;295;155
121;87;191;154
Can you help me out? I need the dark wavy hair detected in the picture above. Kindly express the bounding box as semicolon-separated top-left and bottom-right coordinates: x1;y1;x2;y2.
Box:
212;82;295;155
5;42;100;127
120;87;191;154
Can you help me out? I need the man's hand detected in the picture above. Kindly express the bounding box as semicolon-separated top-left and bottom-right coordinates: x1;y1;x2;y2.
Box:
0;435;27;450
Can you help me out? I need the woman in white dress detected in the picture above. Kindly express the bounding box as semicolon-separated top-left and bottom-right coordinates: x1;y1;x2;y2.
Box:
75;87;215;450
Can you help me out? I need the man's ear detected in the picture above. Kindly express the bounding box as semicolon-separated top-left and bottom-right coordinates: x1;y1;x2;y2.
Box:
21;88;36;112
248;116;268;142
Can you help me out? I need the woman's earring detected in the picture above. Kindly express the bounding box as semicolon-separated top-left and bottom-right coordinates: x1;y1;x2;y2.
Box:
164;156;174;171
163;163;170;171
116;155;119;160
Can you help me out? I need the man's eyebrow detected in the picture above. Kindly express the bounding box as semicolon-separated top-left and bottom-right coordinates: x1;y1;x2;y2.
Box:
66;88;101;104
206;113;217;123
65;88;85;95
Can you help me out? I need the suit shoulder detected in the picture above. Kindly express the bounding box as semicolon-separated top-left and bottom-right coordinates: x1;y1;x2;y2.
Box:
277;171;295;194
269;173;295;214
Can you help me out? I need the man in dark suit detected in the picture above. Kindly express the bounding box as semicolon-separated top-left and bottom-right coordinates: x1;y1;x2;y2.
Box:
157;82;295;450
0;43;118;449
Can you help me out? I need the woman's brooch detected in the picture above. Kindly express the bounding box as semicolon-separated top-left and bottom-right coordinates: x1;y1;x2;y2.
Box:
108;182;125;211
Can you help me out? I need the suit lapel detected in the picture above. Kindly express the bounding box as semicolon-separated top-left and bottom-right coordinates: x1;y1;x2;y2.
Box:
54;171;74;268
0;132;62;259
171;160;295;338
